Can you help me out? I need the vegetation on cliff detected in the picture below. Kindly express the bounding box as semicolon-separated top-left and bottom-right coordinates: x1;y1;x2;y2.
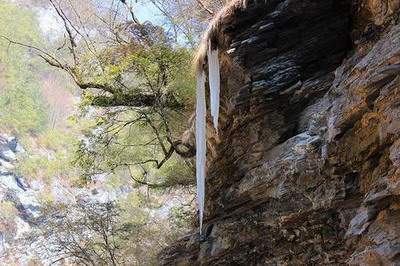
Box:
0;2;48;134
0;0;223;264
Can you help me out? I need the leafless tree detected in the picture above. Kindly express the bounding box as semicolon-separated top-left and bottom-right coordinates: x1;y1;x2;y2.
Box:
25;202;137;265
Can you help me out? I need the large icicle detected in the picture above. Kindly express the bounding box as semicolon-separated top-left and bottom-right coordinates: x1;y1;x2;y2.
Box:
196;70;207;234
207;42;221;130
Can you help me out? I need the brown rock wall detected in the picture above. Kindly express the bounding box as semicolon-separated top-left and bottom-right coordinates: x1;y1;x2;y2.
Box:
160;0;400;265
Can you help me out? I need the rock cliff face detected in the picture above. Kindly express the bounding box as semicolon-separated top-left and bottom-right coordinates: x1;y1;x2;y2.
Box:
160;0;400;265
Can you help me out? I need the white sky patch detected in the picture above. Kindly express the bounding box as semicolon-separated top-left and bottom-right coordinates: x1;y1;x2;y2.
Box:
36;7;64;42
135;2;163;25
34;2;163;43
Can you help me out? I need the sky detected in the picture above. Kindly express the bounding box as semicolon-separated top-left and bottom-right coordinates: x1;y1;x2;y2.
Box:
135;2;163;24
35;1;164;41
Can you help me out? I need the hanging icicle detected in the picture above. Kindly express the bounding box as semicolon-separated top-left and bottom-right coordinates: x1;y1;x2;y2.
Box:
195;42;220;235
196;70;207;234
207;41;221;130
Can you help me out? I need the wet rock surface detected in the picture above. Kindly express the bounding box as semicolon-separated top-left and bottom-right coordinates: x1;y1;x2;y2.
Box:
160;0;400;265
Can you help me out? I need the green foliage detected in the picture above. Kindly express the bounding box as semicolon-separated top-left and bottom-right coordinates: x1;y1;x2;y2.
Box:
36;127;76;150
74;108;194;187
29;202;140;265
169;205;192;233
0;201;18;234
98;44;195;105
77;42;195;110
117;191;150;224
0;201;18;221
0;3;197;265
26;200;177;265
73;41;196;186
16;128;81;185
0;2;48;134
149;154;193;187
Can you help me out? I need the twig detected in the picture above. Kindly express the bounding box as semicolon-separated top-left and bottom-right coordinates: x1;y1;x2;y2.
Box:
127;165;167;188
119;0;140;24
195;0;214;15
0;35;64;68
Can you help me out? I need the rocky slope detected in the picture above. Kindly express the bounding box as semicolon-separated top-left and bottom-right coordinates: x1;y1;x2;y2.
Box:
0;133;188;265
0;134;42;264
160;0;400;264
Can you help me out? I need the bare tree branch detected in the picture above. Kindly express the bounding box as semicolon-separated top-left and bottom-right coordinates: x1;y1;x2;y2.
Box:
127;165;169;188
49;0;78;64
0;35;64;68
119;0;140;24
195;0;214;15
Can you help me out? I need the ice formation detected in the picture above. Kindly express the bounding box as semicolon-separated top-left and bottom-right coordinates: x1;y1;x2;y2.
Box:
196;70;206;234
195;42;221;234
207;43;221;130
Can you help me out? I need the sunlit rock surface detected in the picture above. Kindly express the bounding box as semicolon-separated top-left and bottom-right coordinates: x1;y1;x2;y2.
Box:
160;0;400;264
